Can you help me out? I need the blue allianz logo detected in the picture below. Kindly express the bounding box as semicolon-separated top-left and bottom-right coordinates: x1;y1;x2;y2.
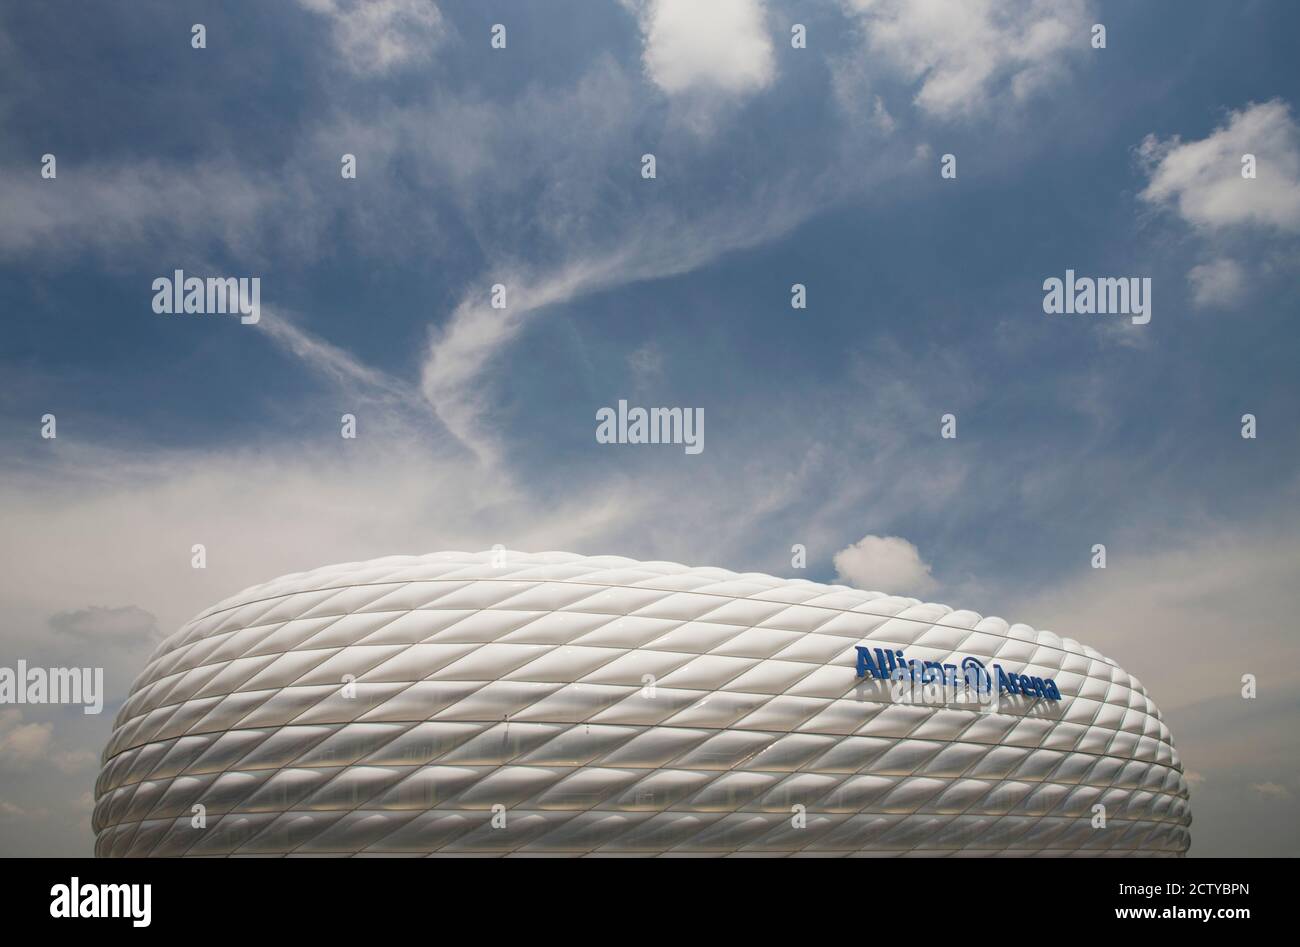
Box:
854;646;1062;702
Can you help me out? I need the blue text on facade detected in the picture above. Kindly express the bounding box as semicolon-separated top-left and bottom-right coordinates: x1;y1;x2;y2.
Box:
854;646;1062;701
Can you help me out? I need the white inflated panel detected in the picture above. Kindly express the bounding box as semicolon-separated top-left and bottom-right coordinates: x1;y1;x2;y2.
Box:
93;551;1191;857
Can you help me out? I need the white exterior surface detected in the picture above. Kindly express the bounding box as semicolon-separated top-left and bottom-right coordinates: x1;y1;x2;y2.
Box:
94;551;1192;857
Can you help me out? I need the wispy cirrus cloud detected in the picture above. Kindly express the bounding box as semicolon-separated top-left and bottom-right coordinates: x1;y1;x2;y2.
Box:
259;308;421;410
419;184;833;466
296;0;446;76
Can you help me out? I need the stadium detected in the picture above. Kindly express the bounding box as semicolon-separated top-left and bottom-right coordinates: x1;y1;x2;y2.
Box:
93;550;1192;856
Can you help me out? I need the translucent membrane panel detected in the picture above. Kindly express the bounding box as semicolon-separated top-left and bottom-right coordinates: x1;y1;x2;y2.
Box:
94;551;1192;857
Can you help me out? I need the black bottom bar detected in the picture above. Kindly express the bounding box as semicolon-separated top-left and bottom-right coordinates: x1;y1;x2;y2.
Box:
6;856;1280;934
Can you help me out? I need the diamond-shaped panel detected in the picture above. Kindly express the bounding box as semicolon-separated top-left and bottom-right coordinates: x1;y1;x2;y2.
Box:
94;550;1192;857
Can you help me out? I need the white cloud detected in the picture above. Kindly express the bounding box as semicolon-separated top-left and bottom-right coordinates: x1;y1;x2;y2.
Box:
0;799;47;820
0;159;287;260
1187;258;1247;308
1139;99;1300;233
833;534;938;595
419;189;829;466
297;0;444;75
841;0;1091;119
0;711;53;764
1253;781;1292;799
421;259;621;467
0;57;631;263
1006;518;1300;706
829;47;899;133
52;749;98;775
997;515;1300;854
630;0;775;97
259;308;420;410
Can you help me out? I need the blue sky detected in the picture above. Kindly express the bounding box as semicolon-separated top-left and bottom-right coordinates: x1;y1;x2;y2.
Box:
1;0;1299;856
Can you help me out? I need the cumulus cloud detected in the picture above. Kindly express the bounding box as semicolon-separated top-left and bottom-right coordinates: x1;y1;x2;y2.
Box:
1187;258;1247;308
1138;99;1300;233
833;534;938;595
297;0;444;75
841;0;1091;119
629;0;775;97
0;711;53;764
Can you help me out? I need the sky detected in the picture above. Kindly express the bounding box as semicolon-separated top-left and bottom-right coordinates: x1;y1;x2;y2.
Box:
1;0;1298;857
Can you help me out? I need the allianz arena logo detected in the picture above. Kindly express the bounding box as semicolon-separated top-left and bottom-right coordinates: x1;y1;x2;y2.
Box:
854;645;1063;703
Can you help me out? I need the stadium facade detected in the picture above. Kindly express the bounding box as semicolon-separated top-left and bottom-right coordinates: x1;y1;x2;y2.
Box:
94;551;1192;856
